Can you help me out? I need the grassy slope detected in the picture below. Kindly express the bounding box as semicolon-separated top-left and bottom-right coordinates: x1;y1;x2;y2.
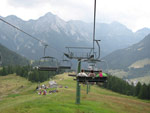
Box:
108;69;150;84
0;74;150;113
108;69;128;78
130;76;150;84
129;58;150;68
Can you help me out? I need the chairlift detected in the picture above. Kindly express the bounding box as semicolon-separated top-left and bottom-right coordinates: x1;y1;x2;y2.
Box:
81;59;101;73
74;59;108;83
59;59;72;70
37;56;58;71
58;54;72;69
64;47;94;60
68;59;108;83
68;0;108;104
36;44;59;71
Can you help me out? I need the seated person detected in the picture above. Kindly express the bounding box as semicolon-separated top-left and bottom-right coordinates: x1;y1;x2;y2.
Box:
88;70;96;77
96;69;107;77
102;73;107;77
77;69;88;77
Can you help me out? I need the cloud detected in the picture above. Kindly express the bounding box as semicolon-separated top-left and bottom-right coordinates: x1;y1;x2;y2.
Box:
7;0;49;8
5;0;94;21
1;0;150;31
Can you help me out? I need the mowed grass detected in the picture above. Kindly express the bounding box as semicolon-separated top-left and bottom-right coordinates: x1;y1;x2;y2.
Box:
0;74;35;98
0;73;150;113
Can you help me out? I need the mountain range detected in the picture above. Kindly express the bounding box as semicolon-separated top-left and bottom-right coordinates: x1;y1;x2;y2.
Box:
0;12;150;80
0;12;150;60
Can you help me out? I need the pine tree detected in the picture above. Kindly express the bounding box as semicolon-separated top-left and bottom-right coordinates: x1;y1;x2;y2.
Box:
1;66;7;76
148;84;150;99
134;82;141;96
138;83;148;99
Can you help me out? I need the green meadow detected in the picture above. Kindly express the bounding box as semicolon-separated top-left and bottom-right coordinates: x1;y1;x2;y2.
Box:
0;73;150;113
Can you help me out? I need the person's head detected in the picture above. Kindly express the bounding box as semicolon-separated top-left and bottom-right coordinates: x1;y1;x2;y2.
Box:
91;70;94;73
81;69;84;72
99;69;102;73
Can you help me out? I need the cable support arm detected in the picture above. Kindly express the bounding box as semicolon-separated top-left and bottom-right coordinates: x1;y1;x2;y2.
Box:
95;40;101;60
93;0;97;55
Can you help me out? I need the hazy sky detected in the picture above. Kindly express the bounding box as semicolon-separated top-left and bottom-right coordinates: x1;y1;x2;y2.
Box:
0;0;150;31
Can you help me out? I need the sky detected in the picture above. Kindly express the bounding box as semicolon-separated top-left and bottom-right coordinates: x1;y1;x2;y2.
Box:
0;0;150;31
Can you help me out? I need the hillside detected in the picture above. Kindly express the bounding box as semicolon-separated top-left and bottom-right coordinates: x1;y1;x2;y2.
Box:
0;73;150;113
101;34;150;80
0;43;29;66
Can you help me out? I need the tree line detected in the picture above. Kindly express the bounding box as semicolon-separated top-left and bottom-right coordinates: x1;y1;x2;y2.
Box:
0;65;63;82
1;66;149;100
100;75;150;100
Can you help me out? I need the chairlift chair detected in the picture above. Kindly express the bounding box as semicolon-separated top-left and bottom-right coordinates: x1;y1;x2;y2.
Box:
81;59;100;73
64;47;94;60
74;59;108;83
37;56;58;71
59;59;72;70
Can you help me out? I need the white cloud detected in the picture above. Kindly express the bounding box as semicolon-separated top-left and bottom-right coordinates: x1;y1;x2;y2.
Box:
0;0;150;31
7;0;49;8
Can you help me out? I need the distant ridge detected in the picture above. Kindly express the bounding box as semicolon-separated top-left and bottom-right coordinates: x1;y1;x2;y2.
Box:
0;43;29;66
102;34;150;79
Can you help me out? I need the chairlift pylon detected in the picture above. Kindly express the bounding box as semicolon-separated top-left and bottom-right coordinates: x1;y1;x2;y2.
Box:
67;0;108;105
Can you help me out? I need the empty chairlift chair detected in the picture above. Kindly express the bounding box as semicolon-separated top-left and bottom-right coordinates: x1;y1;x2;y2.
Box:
59;59;72;70
37;56;58;71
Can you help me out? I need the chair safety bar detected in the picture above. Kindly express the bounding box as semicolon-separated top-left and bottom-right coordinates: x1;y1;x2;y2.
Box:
77;76;107;82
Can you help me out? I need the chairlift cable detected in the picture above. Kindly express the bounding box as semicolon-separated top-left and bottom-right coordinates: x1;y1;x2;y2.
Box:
0;18;47;46
0;18;64;55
